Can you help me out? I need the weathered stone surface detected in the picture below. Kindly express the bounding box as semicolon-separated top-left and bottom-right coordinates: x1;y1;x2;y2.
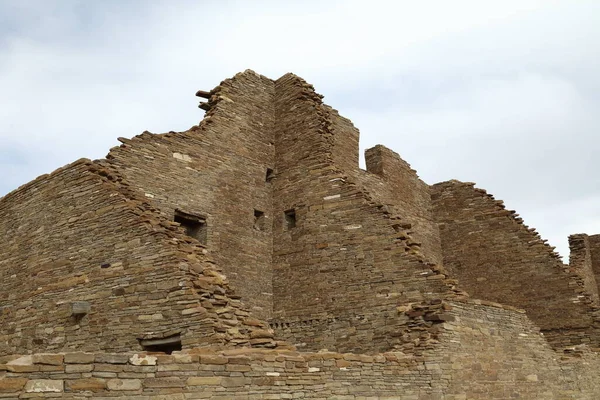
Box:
106;379;142;391
0;378;27;392
65;363;94;373
187;376;222;385
95;354;129;364
65;378;106;392
24;379;63;393
32;354;64;366
129;354;157;366
431;181;600;349
143;377;185;388
64;353;95;364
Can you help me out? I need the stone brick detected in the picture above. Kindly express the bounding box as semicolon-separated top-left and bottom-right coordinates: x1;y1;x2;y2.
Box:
32;354;64;366
143;377;185;388
66;363;94;373
95;354;129;364
0;378;27;392
24;379;64;393
106;378;142;391
65;378;106;392
129;354;157;366
64;353;96;364
187;376;222;386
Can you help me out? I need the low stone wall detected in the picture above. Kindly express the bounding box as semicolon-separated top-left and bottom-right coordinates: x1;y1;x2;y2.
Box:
1;344;600;399
4;301;600;399
0;349;442;399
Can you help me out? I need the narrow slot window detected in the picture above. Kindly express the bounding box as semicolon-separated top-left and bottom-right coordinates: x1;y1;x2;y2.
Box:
284;209;296;230
174;210;207;245
254;209;265;231
266;168;274;182
139;334;182;354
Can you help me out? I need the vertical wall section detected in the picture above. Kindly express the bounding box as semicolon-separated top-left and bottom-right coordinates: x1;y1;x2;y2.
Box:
270;74;461;353
358;145;444;265
0;160;277;354
105;71;276;320
431;180;600;348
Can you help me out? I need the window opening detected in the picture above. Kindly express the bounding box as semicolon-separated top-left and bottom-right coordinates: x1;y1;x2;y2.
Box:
139;334;182;354
254;209;266;231
174;210;207;245
266;168;274;182
284;209;296;230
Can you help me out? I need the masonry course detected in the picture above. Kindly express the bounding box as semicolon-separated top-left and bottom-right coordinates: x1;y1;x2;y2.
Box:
1;69;600;398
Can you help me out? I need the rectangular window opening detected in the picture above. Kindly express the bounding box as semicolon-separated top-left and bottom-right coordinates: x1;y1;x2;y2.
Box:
266;168;274;182
174;210;207;245
139;334;182;354
254;209;266;231
284;209;296;230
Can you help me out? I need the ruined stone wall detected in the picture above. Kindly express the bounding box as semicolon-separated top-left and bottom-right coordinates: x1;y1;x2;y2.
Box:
0;160;276;355
4;302;600;399
439;300;600;399
589;234;600;289
569;234;600;305
357;144;443;265
271;74;461;353
326;105;360;176
104;70;276;319
0;349;444;399
431;180;600;348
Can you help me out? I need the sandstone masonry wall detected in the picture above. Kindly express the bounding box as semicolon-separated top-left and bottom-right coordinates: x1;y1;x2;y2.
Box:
3;301;600;399
569;234;600;305
438;300;600;399
589;234;600;289
0;349;442;399
270;74;462;354
4;69;600;398
431;180;600;348
0;159;276;354
358;144;444;265
104;70;276;320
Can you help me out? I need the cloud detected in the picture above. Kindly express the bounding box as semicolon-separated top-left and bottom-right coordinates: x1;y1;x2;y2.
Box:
0;0;598;257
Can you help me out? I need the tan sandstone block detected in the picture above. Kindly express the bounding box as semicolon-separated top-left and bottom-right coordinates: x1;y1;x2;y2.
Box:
143;377;185;388
66;363;94;373
200;355;228;365
129;354;157;366
95;354;129;364
64;353;95;364
0;378;28;392
187;376;222;385
25;379;64;393
107;378;142;391
32;354;64;366
66;378;106;392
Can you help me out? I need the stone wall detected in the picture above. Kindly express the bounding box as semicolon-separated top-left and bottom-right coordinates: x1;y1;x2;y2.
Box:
0;159;276;354
104;70;276;320
3;301;600;399
589;234;600;289
0;349;441;399
270;74;464;353
569;234;600;305
359;144;444;265
431;180;600;348
439;300;600;399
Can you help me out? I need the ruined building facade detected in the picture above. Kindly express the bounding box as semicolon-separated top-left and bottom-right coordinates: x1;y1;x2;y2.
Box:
2;70;600;398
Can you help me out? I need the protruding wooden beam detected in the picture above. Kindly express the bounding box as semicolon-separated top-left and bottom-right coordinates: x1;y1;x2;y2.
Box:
198;102;210;111
195;90;211;99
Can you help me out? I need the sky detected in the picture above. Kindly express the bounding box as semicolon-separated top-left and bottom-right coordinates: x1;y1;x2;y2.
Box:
0;0;598;258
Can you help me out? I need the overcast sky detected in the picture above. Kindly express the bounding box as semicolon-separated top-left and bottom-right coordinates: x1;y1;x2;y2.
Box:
1;0;598;258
